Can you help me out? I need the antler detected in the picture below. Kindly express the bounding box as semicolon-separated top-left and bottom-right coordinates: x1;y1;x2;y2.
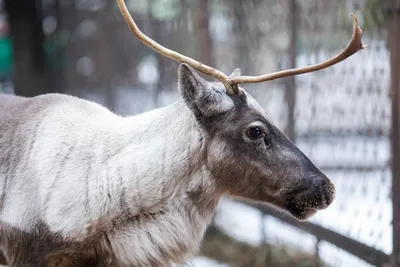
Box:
116;0;366;94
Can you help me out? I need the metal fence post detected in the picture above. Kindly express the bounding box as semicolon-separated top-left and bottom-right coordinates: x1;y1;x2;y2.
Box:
390;0;400;266
313;238;321;267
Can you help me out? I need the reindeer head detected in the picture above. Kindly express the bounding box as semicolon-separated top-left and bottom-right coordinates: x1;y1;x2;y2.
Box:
116;0;366;220
178;63;335;220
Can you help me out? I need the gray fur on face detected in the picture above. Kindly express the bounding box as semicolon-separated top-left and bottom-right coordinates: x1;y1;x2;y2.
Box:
0;63;334;266
178;63;334;218
178;64;234;118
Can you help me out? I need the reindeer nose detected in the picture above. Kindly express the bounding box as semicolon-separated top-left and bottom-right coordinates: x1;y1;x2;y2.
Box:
314;175;335;207
324;179;336;205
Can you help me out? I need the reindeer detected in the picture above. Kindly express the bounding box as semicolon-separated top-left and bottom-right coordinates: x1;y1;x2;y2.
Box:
0;1;365;266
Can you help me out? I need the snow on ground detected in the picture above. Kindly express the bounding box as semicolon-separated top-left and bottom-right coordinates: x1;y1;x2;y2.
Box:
187;257;229;267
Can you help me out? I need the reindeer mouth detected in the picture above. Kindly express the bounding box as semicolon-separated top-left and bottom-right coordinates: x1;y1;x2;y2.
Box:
287;205;318;220
285;179;336;221
286;201;319;220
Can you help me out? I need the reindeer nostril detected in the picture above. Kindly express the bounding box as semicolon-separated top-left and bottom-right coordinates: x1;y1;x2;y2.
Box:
312;176;335;207
324;182;336;205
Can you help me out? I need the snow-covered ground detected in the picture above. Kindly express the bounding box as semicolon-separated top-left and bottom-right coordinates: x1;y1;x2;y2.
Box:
186;257;229;267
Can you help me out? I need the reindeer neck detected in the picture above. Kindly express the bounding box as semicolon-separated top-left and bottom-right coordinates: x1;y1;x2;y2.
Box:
98;101;220;266
108;101;210;213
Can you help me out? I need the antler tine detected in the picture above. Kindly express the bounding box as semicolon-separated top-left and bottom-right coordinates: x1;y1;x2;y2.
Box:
115;0;237;93
230;13;367;86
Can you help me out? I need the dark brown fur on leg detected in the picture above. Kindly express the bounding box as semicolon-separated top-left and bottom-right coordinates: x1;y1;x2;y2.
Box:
0;250;8;265
0;222;111;267
44;250;100;267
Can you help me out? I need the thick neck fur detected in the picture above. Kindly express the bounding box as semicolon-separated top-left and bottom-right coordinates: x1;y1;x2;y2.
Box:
100;101;221;266
0;94;220;267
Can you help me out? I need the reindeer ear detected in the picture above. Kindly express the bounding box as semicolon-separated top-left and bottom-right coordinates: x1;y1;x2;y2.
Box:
178;63;234;118
178;63;207;103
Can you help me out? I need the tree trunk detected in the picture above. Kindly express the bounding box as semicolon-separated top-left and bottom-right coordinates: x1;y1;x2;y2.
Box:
284;0;298;142
4;0;53;97
390;0;400;265
196;0;214;67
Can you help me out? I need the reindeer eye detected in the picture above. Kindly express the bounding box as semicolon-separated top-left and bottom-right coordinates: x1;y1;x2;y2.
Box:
247;126;264;139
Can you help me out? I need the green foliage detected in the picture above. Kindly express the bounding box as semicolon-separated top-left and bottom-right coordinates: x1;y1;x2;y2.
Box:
150;0;181;21
334;0;388;31
127;0;181;20
362;0;388;30
0;37;12;76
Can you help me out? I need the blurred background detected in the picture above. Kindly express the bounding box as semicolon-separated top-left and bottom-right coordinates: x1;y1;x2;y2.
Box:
0;0;399;266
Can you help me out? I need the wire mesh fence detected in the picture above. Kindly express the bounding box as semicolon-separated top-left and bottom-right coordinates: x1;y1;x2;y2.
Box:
207;1;392;265
284;0;391;266
0;0;395;266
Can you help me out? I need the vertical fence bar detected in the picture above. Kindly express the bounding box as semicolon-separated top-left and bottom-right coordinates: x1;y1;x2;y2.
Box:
313;238;321;267
390;0;400;265
284;0;297;141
